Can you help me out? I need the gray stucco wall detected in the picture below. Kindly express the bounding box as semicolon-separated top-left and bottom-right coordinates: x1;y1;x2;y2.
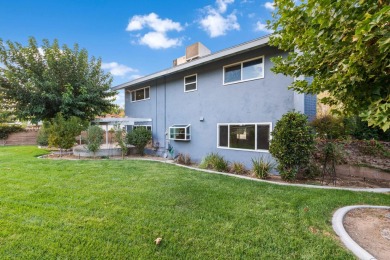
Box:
125;46;296;167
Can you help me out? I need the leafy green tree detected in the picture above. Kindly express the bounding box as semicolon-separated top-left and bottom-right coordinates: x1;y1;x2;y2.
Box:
269;111;315;180
48;113;86;155
86;125;104;158
269;0;389;131
0;37;117;123
113;124;128;159
126;127;152;156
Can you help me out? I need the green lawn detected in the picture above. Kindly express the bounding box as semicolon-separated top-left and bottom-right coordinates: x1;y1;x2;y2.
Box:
0;146;388;259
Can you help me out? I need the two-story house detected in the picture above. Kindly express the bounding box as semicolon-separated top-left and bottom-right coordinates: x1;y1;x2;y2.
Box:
112;35;316;167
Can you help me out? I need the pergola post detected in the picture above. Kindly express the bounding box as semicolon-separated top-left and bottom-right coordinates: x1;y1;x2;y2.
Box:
106;124;108;146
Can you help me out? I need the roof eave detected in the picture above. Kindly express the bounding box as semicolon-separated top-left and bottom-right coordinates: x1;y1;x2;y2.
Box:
112;35;271;91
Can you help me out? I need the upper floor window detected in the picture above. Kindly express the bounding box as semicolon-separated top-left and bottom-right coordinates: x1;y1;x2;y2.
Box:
184;74;197;92
131;87;150;102
223;56;264;85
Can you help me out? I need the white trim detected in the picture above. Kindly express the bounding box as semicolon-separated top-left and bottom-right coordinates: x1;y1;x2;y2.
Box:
169;124;191;141
130;86;150;102
184;74;197;93
217;122;272;152
222;56;265;86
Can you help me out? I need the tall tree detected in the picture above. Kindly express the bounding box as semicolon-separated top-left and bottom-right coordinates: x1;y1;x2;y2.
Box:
0;37;117;123
269;0;389;131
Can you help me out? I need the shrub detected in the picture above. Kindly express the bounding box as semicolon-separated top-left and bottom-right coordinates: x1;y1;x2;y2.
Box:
269;111;315;181
126;127;152;156
0;124;24;140
176;153;192;165
199;153;229;172
230;162;247;175
113;125;127;159
310;115;345;139
48;113;86;154
345;116;390;142
252;157;274;179
357;140;390;158
302;159;322;179
86;125;104;158
36;121;50;146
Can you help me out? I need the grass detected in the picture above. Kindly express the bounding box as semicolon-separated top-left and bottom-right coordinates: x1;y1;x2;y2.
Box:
0;146;388;259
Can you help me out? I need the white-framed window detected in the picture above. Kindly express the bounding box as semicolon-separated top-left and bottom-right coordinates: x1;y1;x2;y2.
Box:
133;125;152;131
169;124;191;141
131;87;150;102
217;122;271;152
223;56;264;85
184;74;197;92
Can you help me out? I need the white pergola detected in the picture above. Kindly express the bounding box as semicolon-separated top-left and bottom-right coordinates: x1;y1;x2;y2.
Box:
93;117;152;145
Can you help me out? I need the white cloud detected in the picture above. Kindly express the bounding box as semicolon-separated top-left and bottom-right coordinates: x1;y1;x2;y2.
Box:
139;32;182;49
255;21;273;33
264;2;275;11
216;0;234;13
199;0;240;38
126;13;183;49
101;62;138;77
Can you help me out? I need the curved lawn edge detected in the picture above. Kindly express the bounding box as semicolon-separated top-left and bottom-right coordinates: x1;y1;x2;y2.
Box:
115;157;390;193
37;155;390;193
332;205;390;260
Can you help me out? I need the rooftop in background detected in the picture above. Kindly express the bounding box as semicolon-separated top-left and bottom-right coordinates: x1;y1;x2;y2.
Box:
112;35;271;91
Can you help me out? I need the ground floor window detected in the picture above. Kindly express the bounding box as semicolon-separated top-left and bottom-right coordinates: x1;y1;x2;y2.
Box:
217;123;271;151
133;125;152;131
169;124;191;141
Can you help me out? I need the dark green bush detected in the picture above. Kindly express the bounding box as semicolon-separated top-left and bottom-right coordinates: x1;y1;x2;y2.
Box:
126;127;152;156
199;153;229;172
269;111;315;181
251;157;274;179
0;124;24;140
345;116;390;141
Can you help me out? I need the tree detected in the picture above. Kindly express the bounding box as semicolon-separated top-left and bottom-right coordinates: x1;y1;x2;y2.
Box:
269;111;315;180
86;125;104;158
48;113;86;155
126;127;152;156
269;0;389;131
0;37;117;123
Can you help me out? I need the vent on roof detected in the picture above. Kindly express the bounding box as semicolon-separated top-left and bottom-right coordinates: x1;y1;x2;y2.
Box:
186;42;211;61
173;42;211;67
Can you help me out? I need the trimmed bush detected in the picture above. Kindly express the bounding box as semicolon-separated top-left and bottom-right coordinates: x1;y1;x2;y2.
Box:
126;127;152;156
0;124;24;140
251;157;274;179
199;153;229;172
269;111;315;181
86;125;104;157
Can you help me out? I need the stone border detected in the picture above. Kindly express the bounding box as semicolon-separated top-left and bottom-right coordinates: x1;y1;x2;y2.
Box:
332;205;390;260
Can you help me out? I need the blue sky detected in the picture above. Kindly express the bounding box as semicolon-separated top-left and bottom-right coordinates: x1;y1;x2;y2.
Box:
0;0;275;107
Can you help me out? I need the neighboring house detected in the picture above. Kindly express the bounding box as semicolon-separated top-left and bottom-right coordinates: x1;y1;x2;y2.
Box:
113;35;316;166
